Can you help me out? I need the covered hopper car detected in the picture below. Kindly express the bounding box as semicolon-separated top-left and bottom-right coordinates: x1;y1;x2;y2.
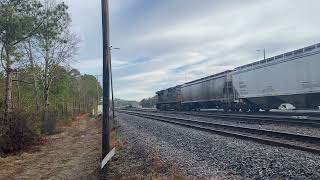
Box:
181;70;233;111
233;43;320;110
156;43;320;112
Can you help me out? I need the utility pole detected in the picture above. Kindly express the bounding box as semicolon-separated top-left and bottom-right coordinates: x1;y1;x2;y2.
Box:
109;46;119;120
109;55;115;119
257;48;266;61
101;0;111;168
96;75;101;113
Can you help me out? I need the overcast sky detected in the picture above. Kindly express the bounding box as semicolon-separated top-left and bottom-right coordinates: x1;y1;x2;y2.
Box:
65;0;320;101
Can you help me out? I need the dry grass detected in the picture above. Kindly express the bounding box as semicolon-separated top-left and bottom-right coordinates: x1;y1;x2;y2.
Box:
0;114;102;179
170;162;185;180
110;127;127;150
151;150;162;172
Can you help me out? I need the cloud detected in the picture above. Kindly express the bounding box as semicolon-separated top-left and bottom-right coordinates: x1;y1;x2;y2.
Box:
120;70;166;81
68;0;320;100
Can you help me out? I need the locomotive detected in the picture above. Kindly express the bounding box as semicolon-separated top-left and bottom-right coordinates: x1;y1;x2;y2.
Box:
156;43;320;112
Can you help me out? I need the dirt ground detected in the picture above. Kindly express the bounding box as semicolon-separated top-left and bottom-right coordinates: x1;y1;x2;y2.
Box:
0;114;220;180
0;114;101;180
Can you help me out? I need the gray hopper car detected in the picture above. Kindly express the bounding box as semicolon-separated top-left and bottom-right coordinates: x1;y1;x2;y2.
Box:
181;70;233;111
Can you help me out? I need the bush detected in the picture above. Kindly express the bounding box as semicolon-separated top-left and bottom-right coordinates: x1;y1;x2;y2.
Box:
0;112;40;155
44;109;73;133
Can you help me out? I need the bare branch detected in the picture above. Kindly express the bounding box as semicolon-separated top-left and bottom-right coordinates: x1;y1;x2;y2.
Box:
12;79;32;85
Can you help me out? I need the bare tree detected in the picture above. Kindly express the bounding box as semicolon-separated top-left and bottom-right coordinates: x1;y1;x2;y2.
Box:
33;0;78;132
39;31;79;132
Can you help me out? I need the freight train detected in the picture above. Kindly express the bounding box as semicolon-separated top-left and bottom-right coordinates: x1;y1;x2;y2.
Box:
156;43;320;112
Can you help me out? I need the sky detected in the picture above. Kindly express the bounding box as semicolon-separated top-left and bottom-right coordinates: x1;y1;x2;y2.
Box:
65;0;320;101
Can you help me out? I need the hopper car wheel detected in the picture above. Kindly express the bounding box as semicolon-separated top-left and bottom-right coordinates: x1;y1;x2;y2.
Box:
241;107;249;113
250;107;260;113
223;107;230;112
234;108;240;112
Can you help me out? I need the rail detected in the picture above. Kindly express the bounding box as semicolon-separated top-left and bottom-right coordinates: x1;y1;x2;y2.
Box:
119;110;320;154
125;108;320;128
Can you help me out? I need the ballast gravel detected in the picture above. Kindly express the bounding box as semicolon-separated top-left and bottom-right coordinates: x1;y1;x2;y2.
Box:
115;112;320;179
145;111;320;138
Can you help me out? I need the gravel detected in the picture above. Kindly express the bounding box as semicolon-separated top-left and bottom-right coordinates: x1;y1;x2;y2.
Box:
139;111;320;138
116;112;320;179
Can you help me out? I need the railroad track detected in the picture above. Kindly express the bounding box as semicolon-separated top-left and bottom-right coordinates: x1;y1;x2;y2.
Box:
130;108;320;117
119;110;320;154
125;108;320;128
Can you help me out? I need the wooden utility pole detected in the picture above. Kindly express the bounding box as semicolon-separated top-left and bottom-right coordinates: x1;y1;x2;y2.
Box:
101;0;111;169
109;52;115;119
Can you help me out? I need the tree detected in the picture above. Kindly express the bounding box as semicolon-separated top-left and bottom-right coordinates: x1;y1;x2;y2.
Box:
0;0;43;118
33;0;78;132
23;40;41;112
114;98;140;108
79;74;102;113
69;69;81;114
140;96;157;108
0;0;98;153
0;71;4;109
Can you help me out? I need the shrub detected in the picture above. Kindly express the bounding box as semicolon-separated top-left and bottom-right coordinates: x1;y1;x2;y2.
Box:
0;112;40;155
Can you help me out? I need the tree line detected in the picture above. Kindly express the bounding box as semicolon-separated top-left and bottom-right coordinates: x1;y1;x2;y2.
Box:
140;96;157;108
0;0;102;154
114;98;140;108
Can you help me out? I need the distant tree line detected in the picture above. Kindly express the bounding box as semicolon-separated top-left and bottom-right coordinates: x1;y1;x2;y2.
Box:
114;98;140;108
0;0;102;154
140;96;157;108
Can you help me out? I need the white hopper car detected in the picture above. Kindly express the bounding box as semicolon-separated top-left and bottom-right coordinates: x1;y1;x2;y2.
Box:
156;43;320;111
232;43;320;111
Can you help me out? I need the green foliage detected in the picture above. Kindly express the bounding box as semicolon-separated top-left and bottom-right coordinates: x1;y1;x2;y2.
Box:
0;0;43;68
0;0;42;45
45;68;102;124
80;74;102;100
13;69;37;112
51;66;72;104
36;1;70;49
0;0;45;117
8;66;102;124
77;74;102;113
